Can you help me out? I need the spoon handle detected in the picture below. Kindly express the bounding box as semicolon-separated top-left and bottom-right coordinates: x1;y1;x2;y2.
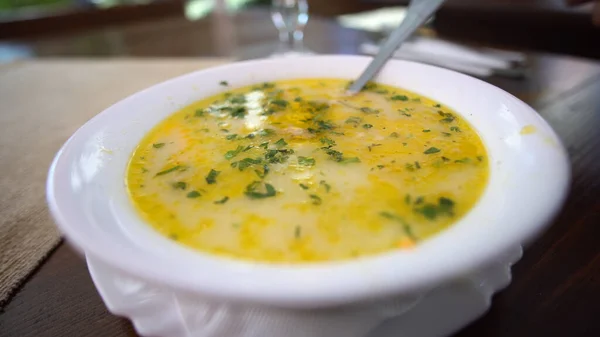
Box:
347;0;446;95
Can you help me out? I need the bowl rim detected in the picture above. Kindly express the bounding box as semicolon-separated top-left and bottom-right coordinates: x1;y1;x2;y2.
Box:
47;55;570;308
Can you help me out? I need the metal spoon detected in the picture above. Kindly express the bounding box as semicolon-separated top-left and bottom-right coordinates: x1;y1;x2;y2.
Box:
346;0;447;95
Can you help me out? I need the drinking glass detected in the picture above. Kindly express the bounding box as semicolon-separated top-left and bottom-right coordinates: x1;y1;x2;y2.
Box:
270;0;313;57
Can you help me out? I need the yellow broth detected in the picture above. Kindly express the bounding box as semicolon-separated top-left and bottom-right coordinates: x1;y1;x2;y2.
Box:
126;79;488;263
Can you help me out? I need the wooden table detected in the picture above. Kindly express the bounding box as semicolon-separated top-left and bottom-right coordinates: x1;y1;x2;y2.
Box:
1;9;600;337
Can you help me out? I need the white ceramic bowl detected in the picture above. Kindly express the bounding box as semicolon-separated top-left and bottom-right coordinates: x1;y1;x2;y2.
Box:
47;56;569;337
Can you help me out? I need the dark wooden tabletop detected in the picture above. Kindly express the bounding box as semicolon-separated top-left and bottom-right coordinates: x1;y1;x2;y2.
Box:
1;7;600;337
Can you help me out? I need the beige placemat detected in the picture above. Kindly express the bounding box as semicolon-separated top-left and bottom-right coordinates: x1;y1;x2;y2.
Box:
0;58;230;307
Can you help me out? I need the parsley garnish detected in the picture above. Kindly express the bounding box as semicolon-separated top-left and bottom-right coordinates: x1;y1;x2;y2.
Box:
258;129;276;137
254;165;269;179
414;197;455;220
214;196;229;204
450;126;461;132
299;183;309;190
298;156;316;166
225;145;245;160
172;181;187;190
379;211;417;241
320;180;331;193
345;116;362;125
259;142;269;149
235;157;263;171
274;138;288;147
441;132;451;137
391;95;409;101
340;157;361;164
309;194;322;205
360;107;379;114
194;109;205;117
362;124;373;129
454;158;472;164
205;169;220;184
152;143;165;149
155;165;182;176
244;181;277;199
219;81;229;86
320;137;336;146
422;129;431;133
424;147;441;154
187;191;201;198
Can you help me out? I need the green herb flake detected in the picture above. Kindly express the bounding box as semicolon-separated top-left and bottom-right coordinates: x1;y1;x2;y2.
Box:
415;161;421;169
205;169;220;184
244;181;277;199
434;104;441;108
377;165;385;169
225;145;244;160
274;138;288;147
414;197;455;220
477;155;484;162
422;129;431;133
299;183;309;190
226;134;238;140
271;99;289;107
320;137;336;146
258;129;276;137
187;190;201;198
259;142;269;149
360;107;379;114
345;116;362;125
294;225;301;239
309;194;322;205
340;157;361;164
391;95;409;101
424;147;441;154
214;196;229;204
362;124;373;129
155;165;182;177
254;165;270;179
441;132;452;137
172;181;187;190
441;156;451;162
152;143;165;149
450;126;461;132
320;180;331;193
454;158;472;164
236;157;263;171
194;109;205;117
219;81;229;86
298;156;316;167
378;211;417;241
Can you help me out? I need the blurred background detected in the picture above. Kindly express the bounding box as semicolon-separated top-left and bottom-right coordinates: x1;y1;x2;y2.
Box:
1;0;599;63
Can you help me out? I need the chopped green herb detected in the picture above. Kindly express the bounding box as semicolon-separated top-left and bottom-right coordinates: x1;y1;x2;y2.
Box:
377;165;385;169
391;95;409;101
236;157;263;171
309;194;322;205
187;191;201;198
441;156;451;162
294;225;301;239
405;163;415;172
450;126;461;132
454;158;472;164
230;106;246;118
414;197;455;220
219;81;229;86
317;120;335;130
226;134;238;140
254;165;269;179
379;211;417;241
244;181;277;199
229;95;246;104
214;196;229;204
172;181;187;190
299;183;309;190
323;148;343;162
320;180;331;193
362;124;373;129
414;196;424;205
422;129;431;133
258;129;276;137
415;161;421;169
320;137;336;146
194;109;205;117
340;157;361;164
274;138;288;147
424;147;441;154
155;165;182;177
152;143;165;149
360;107;379;114
477;156;484;162
259;142;269;149
390;132;400;138
434;104;441;108
441;132;452;137
271;99;289;107
367;143;382;152
298;156;316;167
205;169;220;184
141;168;149;173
